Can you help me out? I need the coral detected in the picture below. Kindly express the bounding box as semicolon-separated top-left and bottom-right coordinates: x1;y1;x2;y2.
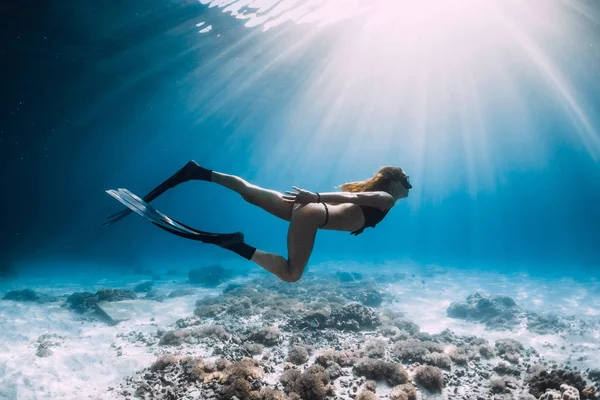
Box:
36;344;53;357
335;271;363;282
168;288;195;298
424;352;453;369
194;304;224;318
526;312;569;335
260;387;287;400
202;361;217;373
3;289;56;303
280;369;302;388
150;354;180;372
121;276;588;400
180;357;215;382
244;342;265;355
363;339;387;358
391;331;412;342
540;390;562;400
494;362;522;377
133;281;153;293
190;325;231;341
280;365;333;400
248;326;281;346
287;345;309;365
420;341;445;353
65;292;99;313
356;391;380;400
223;283;243;294
315;348;357;368
96;288;137;302
391;340;443;363
288;310;330;330
447;292;521;329
353;358;409;386
426;329;457;344
144;291;166;302
468;336;489;346
261;308;283;321
327;303;381;331
477;344;495;358
582;387;596;399
324;364;343;381
179;356;206;382
227;297;255;316
490;378;508;393
35;334;61;358
188;264;234;287
216;358;231;371
379;325;402;337
220;358;264;400
391;340;429;362
525;364;546;379
364;380;377;392
495;338;524;355
495;339;524;363
220;377;260;400
224;357;264;380
158;330;189;346
387;315;420;335
527;369;587;398
344;285;384;307
413;365;444;393
488;376;519;395
561;384;581;400
389;384;417;400
588;370;600;382
133;355;226;398
449;345;476;365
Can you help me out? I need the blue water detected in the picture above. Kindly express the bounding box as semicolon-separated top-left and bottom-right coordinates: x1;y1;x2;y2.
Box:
2;1;599;279
3;3;600;394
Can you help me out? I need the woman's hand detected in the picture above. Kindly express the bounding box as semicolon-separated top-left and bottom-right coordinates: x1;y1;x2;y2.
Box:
283;186;319;204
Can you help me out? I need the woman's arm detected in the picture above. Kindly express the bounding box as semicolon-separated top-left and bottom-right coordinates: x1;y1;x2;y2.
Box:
283;186;395;210
319;191;395;209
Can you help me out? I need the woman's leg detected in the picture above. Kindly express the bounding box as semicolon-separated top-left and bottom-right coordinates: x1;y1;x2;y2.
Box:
105;161;293;225
248;203;323;282
211;171;293;221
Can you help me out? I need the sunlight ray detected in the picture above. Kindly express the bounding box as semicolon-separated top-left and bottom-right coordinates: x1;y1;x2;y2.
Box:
190;0;600;184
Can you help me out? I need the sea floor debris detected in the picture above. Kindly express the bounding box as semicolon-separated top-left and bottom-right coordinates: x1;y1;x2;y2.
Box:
108;275;600;400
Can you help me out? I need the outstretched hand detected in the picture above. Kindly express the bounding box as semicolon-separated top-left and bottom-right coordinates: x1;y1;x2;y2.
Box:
282;186;318;204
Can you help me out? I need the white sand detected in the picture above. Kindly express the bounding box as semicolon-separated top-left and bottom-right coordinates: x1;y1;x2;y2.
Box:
378;263;600;370
0;270;221;400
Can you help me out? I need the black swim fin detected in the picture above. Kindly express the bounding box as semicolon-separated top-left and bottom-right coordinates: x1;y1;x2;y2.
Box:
103;160;212;227
105;188;256;260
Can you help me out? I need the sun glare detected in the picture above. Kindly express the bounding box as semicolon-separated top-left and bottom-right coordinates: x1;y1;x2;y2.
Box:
191;0;600;192
361;0;491;37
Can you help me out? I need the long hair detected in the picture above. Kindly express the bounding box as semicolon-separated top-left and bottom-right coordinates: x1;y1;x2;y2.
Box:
339;166;406;194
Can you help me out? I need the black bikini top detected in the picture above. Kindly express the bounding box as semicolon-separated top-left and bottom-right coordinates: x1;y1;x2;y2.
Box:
350;206;390;235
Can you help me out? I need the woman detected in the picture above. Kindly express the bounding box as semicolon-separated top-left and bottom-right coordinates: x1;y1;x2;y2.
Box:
105;161;411;282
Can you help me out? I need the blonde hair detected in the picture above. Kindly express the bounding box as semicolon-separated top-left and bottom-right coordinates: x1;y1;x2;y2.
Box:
339;166;407;194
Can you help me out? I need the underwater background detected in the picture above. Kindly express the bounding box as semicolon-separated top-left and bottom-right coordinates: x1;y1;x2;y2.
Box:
1;1;600;399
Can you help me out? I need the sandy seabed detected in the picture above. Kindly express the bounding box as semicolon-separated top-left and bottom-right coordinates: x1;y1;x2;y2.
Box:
0;261;598;400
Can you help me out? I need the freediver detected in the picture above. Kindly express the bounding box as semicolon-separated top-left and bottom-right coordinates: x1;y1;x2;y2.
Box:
104;161;411;282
